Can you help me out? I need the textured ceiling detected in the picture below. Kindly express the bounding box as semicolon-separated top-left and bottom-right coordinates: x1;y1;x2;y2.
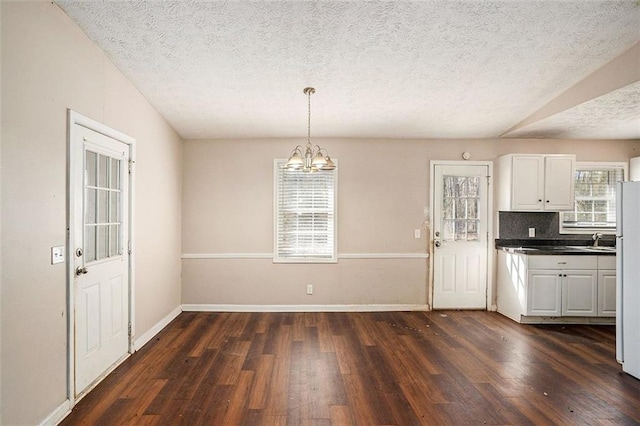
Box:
55;0;640;140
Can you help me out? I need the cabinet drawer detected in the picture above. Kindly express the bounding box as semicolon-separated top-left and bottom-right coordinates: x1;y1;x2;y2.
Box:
598;256;616;269
528;255;597;270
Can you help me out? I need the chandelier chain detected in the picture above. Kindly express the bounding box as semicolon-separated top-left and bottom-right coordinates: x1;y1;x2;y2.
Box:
307;88;312;148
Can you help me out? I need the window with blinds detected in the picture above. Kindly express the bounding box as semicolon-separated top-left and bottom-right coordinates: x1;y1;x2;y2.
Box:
560;163;626;234
274;160;337;262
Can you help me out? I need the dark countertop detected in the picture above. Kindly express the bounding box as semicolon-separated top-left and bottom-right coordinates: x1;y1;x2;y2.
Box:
495;239;616;256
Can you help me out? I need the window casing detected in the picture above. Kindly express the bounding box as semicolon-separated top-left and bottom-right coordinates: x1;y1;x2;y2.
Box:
274;159;337;263
560;162;626;234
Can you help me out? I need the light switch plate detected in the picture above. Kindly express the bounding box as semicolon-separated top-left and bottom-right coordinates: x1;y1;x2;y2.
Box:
414;229;421;239
51;246;65;264
528;228;536;238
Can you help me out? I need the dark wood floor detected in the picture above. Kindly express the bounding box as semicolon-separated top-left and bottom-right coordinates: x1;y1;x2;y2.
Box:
61;311;640;425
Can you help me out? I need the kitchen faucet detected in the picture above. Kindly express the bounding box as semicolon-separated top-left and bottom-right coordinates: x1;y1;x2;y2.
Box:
592;232;603;247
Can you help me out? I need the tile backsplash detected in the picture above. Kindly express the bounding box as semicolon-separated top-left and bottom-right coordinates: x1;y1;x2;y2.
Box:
499;211;559;239
498;211;615;243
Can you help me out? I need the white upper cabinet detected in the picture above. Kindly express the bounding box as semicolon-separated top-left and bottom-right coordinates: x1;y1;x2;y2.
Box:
511;156;545;210
498;154;575;211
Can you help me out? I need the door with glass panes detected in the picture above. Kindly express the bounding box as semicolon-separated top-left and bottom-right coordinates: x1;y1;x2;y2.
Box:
432;164;488;309
72;124;130;397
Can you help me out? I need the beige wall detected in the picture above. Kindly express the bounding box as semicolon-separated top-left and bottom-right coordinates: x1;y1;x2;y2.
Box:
182;138;640;307
1;2;182;424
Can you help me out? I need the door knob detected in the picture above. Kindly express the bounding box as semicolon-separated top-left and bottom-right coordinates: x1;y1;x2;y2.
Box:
76;266;88;276
434;240;441;248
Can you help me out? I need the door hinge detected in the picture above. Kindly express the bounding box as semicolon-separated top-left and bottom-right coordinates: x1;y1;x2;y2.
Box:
128;323;132;337
128;160;135;174
128;241;132;255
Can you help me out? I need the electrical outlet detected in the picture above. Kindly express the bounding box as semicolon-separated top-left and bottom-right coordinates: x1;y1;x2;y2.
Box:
51;246;65;264
306;284;313;295
414;229;421;239
529;228;536;238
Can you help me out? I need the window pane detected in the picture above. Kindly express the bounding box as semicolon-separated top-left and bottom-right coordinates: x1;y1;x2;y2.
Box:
109;224;120;257
467;221;479;241
456;177;468;197
111;159;120;190
98;154;109;188
467;177;479;197
467;198;478;220
443;220;455;241
455;220;466;241
593;200;607;212
98;189;108;223
85;225;96;262
443;199;454;220
110;192;120;223
575;184;590;197
576;200;592;212
455;199;466;219
443;176;455;197
85;188;96;224
577;213;591;221
97;225;108;259
86;151;97;187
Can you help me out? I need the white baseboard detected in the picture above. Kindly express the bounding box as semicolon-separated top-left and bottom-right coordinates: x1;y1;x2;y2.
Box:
134;305;182;351
38;399;70;426
181;304;429;313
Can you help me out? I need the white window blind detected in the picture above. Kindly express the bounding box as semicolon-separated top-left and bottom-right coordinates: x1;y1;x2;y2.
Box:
561;163;626;234
274;160;337;263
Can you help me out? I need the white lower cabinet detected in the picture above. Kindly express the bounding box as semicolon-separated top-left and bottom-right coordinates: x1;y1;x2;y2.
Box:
561;270;598;316
526;269;597;317
598;270;616;317
527;270;562;316
497;251;614;322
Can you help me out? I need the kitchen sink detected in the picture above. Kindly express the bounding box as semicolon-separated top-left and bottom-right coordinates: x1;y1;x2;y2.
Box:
568;246;616;253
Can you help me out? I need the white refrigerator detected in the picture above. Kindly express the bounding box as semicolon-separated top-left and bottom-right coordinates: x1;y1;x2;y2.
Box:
616;181;640;379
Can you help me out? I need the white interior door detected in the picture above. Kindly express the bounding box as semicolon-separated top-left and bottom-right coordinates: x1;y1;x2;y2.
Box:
72;123;131;397
432;164;489;309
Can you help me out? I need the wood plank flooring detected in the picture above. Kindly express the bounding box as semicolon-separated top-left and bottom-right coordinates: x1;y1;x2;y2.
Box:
61;311;640;425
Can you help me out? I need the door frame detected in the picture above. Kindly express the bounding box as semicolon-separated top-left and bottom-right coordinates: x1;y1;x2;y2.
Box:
429;160;495;311
66;110;136;405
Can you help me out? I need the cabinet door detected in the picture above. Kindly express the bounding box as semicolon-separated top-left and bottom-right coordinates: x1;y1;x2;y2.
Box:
544;156;575;210
598;270;616;317
511;156;544;211
527;269;562;316
562;270;598;316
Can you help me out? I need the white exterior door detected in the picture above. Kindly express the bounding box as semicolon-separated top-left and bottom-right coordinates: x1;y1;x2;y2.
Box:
71;121;131;397
432;164;489;309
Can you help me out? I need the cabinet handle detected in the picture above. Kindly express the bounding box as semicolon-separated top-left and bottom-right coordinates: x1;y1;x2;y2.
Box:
546;200;550;203
557;262;567;265
558;274;562;277
538;199;542;202
564;274;567;277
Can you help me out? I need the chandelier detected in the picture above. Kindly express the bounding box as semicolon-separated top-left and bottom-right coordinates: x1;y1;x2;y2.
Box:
284;87;335;172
